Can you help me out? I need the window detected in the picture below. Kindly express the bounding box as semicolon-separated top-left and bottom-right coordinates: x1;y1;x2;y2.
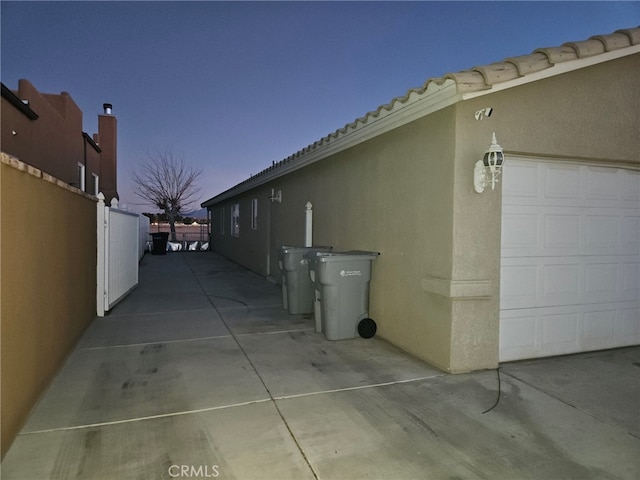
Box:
219;208;225;235
251;198;258;230
231;203;240;237
92;174;99;195
77;163;85;191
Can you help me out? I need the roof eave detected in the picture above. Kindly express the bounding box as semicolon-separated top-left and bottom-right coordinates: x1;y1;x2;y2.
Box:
82;132;102;153
1;82;39;120
202;28;640;208
202;80;460;208
462;43;640;101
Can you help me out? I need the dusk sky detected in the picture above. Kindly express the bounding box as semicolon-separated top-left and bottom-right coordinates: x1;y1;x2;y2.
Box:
2;1;638;212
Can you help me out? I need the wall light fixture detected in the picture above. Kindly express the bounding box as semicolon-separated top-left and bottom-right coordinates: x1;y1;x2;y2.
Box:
270;188;282;203
474;132;504;193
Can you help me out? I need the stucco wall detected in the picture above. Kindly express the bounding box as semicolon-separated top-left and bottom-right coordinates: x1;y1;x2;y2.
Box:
207;53;639;374
211;107;459;372
457;53;639;165
445;53;640;372
1;80;84;185
1;154;97;458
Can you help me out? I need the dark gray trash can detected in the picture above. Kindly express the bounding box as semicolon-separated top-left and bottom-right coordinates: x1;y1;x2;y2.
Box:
314;251;379;340
150;232;169;255
305;250;328;333
278;245;331;314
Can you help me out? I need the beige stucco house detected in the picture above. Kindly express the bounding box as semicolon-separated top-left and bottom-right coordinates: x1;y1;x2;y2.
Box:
202;28;640;373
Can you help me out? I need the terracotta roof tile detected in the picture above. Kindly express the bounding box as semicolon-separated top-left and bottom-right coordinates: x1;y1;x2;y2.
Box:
442;71;490;92
505;52;553;75
472;62;520;86
533;45;579;64
566;38;607;58
619;27;640;43
593;31;635;51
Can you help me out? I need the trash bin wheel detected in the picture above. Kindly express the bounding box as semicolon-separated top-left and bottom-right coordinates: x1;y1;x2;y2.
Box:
358;318;377;339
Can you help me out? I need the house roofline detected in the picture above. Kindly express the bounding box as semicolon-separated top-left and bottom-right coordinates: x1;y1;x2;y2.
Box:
1;82;39;120
82;132;102;153
202;27;640;208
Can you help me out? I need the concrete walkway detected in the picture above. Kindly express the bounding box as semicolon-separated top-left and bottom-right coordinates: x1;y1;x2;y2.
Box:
2;252;638;479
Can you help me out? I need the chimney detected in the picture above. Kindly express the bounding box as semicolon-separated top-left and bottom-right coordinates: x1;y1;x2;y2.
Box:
99;103;118;202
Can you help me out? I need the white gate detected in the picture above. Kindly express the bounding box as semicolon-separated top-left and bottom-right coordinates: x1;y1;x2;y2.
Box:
97;193;148;316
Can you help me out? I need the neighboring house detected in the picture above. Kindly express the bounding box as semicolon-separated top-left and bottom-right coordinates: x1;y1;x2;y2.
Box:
1;79;118;203
202;28;639;374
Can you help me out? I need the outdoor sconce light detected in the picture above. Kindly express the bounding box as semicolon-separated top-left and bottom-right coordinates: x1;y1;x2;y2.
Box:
270;188;282;203
474;132;504;193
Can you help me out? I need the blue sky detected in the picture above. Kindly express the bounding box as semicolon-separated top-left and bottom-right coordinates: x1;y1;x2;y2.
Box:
2;1;638;212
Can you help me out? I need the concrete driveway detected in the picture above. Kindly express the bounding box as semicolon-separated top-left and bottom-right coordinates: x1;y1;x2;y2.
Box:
2;252;638;479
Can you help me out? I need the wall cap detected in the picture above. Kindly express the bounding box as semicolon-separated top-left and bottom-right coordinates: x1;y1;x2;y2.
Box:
1;152;97;201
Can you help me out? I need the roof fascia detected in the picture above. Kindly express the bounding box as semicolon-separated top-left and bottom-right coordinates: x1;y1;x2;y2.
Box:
83;132;102;153
461;45;640;101
202;80;460;207
1;82;39;120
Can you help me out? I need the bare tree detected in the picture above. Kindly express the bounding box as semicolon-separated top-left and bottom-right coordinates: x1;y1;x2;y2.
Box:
132;150;202;241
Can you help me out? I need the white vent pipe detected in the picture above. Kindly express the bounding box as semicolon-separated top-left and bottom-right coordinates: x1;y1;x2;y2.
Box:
304;201;313;247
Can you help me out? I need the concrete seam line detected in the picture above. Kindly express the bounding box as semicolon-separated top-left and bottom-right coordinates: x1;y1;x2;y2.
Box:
18;399;274;435
187;255;320;480
79;334;234;350
272;374;447;401
234;328;315;337
105;307;221;318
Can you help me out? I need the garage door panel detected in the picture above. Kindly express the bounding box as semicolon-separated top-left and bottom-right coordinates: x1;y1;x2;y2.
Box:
583;310;616;342
584;263;618;298
500;263;538;308
543;263;581;305
502;208;635;257
585;167;623;201
503;163;638;208
500;312;538;360
501;255;631;310
501;213;538;250
500;159;640;361
585;215;619;248
544;215;580;249
544;164;581;199
541;312;580;355
623;171;640;201
620;308;640;340
623;216;640;249
500;302;639;362
502;162;539;198
622;262;639;300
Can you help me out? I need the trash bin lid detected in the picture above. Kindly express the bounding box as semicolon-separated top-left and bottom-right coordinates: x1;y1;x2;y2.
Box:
315;251;379;262
281;245;332;254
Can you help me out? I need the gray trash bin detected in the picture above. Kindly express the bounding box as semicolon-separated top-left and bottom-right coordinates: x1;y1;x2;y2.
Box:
305;250;328;333
279;246;331;314
314;251;379;340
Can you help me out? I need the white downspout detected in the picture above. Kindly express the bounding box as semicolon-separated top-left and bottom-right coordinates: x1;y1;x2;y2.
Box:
304;201;313;247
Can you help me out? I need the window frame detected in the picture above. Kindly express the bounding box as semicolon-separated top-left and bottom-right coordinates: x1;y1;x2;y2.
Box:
231;203;240;237
77;163;86;191
251;198;258;230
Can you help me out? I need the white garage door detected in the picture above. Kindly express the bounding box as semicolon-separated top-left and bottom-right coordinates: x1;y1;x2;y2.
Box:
500;159;640;362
